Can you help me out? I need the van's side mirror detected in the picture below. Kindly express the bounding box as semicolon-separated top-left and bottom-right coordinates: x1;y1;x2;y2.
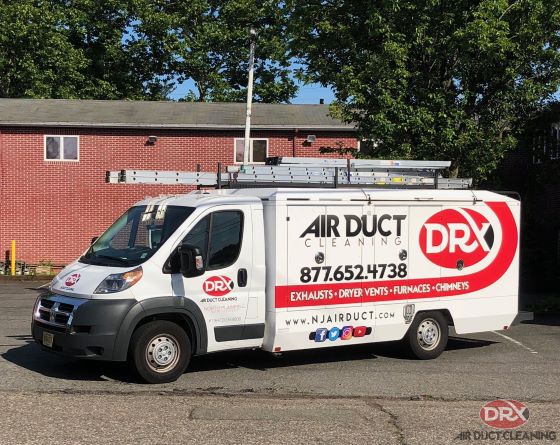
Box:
91;236;98;245
178;244;205;277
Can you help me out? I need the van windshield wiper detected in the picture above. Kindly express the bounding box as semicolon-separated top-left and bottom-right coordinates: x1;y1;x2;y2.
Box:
91;254;131;266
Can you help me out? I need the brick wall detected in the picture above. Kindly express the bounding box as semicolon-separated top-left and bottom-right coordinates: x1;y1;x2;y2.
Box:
0;127;357;265
494;126;560;291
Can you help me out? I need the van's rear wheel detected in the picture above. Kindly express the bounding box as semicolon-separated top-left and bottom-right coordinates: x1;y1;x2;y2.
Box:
405;311;448;359
129;320;191;384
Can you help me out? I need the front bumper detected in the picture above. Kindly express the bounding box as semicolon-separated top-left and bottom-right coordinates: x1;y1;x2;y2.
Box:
31;293;136;361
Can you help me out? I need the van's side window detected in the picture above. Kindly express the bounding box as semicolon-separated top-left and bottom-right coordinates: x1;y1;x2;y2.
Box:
182;216;210;262
177;211;243;272
207;211;243;270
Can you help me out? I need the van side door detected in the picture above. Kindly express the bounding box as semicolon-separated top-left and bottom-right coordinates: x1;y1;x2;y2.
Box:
172;205;264;352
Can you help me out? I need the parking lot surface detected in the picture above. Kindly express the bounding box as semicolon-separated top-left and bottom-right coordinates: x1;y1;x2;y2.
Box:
1;282;558;444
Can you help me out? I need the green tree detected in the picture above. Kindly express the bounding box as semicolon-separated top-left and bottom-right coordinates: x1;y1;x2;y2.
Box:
134;0;297;102
0;0;88;98
62;0;171;100
0;0;164;99
1;0;295;102
292;0;560;181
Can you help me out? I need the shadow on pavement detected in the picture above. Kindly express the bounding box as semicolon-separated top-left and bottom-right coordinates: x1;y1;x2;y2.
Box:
2;341;133;383
191;344;382;373
25;286;49;292
2;334;497;382
523;314;560;327
446;336;498;350
5;334;35;344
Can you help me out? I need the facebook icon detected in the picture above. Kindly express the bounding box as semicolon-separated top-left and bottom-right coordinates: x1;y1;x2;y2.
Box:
314;328;328;342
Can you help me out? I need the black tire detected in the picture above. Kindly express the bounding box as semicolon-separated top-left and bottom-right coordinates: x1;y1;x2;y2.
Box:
128;320;191;384
404;311;448;360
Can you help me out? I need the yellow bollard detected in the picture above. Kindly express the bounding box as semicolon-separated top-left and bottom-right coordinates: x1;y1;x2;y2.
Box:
10;240;15;276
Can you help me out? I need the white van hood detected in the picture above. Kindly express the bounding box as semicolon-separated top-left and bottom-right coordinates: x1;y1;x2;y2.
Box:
50;261;135;300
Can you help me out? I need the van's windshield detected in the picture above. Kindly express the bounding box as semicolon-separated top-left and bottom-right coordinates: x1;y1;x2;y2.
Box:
80;205;195;267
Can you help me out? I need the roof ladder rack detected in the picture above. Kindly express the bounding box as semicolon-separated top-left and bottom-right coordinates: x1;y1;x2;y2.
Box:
265;156;452;170
106;157;472;189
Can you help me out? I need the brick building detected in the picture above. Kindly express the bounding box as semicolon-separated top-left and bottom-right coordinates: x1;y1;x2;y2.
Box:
0;99;357;267
490;105;560;292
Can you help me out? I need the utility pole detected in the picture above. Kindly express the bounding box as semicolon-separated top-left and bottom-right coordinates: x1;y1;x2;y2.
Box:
243;28;257;165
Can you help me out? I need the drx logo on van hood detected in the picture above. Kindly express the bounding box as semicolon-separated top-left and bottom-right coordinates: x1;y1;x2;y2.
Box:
64;273;81;287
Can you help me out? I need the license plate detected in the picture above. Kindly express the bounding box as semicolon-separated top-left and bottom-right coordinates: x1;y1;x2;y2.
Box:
42;331;54;348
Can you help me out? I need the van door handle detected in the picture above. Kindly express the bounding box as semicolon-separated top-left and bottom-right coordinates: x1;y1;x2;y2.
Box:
237;268;248;287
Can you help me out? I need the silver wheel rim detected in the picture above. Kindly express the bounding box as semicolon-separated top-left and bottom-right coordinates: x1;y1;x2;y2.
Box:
146;334;181;373
417;318;441;351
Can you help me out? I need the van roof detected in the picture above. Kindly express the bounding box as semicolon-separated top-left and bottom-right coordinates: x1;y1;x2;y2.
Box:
132;188;519;207
133;191;261;208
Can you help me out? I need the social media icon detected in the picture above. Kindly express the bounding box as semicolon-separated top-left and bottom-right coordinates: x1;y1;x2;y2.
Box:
353;326;367;337
314;328;328;342
310;326;372;342
341;326;353;340
328;327;340;341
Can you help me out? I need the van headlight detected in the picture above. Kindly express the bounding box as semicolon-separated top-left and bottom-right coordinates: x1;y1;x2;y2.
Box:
32;296;42;319
94;267;143;294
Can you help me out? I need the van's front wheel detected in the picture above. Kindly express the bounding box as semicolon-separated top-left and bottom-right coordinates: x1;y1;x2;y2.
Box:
129;320;191;384
405;311;448;359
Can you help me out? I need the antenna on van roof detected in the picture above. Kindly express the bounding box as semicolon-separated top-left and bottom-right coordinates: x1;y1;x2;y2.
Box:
106;157;472;190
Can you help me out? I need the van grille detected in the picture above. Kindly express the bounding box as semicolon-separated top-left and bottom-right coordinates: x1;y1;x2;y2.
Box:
41;299;55;309
34;295;86;330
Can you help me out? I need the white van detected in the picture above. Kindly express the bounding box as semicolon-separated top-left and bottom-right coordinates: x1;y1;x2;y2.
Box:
32;186;524;383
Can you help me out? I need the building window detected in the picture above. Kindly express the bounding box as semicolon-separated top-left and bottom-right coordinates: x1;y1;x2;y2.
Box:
45;136;79;161
532;123;560;164
234;138;268;163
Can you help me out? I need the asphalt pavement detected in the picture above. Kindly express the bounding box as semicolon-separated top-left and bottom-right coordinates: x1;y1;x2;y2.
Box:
0;282;559;444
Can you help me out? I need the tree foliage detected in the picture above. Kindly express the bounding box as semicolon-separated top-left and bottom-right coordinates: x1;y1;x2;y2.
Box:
292;0;560;181
0;0;88;98
0;0;296;102
63;0;171;99
0;0;168;99
133;0;296;102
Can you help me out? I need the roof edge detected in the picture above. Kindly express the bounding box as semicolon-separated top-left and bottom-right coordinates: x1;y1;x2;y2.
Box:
0;122;356;131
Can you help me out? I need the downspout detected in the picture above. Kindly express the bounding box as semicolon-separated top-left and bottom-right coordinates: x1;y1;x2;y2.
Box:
293;128;298;157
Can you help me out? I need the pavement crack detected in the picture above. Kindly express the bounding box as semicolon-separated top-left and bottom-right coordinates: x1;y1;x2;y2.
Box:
367;399;406;445
1;388;560;404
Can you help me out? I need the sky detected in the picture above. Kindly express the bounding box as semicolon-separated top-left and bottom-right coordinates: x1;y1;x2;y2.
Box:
290;83;336;104
168;78;337;104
